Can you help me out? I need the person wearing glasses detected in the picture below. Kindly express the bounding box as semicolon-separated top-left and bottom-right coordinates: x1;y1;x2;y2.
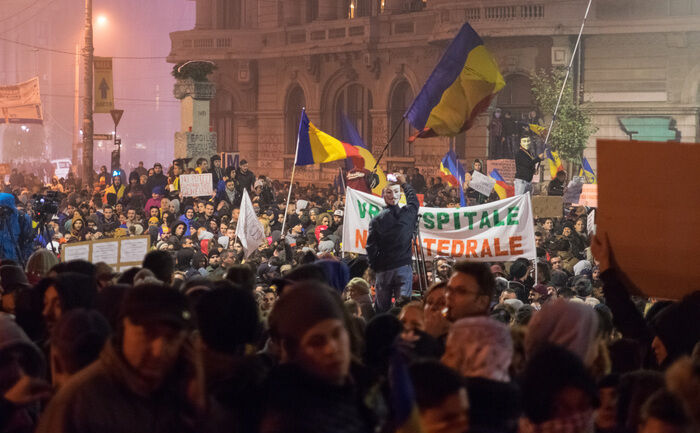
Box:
444;261;496;322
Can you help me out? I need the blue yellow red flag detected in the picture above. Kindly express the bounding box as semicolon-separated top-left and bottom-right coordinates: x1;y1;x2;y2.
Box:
530;123;546;136
545;148;564;178
341;113;387;194
581;157;597;184
490;169;515;199
296;110;360;166
439;150;466;206
405;23;505;140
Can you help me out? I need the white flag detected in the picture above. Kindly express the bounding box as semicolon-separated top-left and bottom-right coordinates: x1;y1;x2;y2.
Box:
235;189;266;258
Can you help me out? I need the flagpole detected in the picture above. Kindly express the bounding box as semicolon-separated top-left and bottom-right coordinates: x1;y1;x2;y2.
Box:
371;116;406;173
280;108;304;238
543;0;592;149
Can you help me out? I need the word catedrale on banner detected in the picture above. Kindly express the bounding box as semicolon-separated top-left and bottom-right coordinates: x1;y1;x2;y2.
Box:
343;187;536;262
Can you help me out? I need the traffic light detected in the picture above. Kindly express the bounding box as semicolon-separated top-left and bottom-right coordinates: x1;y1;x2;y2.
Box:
111;150;120;173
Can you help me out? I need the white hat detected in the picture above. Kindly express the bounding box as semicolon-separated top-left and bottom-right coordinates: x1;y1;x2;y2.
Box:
334;210;343;217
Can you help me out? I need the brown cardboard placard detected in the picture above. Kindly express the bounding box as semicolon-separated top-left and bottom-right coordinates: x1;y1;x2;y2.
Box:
597;139;700;299
532;196;563;219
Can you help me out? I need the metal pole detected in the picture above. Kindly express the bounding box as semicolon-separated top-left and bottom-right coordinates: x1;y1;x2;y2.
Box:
73;41;81;177
543;0;592;149
82;0;94;185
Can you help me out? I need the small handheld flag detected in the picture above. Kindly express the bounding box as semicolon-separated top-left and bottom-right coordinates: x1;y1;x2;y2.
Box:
439;150;467;206
490;169;515;199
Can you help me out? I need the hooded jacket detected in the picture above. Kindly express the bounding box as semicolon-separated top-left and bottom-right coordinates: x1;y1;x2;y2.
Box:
0;193;33;263
650;291;700;369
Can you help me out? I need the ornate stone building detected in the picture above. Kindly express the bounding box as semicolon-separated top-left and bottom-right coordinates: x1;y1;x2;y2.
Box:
168;0;700;183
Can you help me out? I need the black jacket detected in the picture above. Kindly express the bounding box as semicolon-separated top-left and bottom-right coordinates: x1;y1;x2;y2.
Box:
366;183;419;272
145;173;168;196
515;148;541;182
236;169;256;193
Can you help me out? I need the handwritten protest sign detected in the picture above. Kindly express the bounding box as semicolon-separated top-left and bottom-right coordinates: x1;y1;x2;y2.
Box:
61;236;150;269
469;170;496;196
180;173;213;197
577;184;598;208
343;188;535;262
532;196;563;219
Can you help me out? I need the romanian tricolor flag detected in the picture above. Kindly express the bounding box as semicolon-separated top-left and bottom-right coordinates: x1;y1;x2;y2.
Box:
580;157;597;184
341;114;387;195
295;110;360;166
545;147;565;179
439;150;466;206
530;123;546;136
490;169;515;199
389;348;425;433
405;23;505;140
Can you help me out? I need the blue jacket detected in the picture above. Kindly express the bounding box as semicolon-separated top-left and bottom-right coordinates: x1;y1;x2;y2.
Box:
0;193;34;263
366;183;419;272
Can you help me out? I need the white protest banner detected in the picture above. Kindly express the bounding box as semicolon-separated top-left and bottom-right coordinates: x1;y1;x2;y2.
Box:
469;170;496;196
180;173;213;197
236;189;266;258
343;188;535;262
0;77;43;124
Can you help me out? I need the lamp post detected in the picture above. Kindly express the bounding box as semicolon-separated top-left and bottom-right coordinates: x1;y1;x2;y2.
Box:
82;0;94;185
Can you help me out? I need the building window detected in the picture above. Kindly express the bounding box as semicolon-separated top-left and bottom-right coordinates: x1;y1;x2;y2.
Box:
285;85;307;155
388;80;414;157
335;83;373;150
349;0;371;18
219;0;241;29
213;90;235;152
496;74;534;121
305;0;319;23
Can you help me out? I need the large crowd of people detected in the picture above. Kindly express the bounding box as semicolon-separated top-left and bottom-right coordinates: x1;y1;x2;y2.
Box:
0;154;698;433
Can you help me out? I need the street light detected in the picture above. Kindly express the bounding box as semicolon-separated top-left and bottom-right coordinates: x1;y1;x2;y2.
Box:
96;14;108;27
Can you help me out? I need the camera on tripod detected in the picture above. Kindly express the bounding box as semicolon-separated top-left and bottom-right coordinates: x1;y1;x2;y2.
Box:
31;191;60;223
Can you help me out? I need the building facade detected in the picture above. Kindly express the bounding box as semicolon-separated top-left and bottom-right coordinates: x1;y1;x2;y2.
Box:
168;0;700;183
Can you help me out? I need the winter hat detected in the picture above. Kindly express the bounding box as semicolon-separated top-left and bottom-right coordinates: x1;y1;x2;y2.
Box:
53;272;97;311
531;283;549;297
152;186;164;196
0;265;31;293
268;281;344;353
442;317;513;382
346;277;370;295
0;313;45;377
198;230;214;241
195;285;261;354
526;299;599;367
119;283;191;329
650;292;700;366
176;249;194;271
333;210;344;217
504;298;524;311
24;250;59;284
316;259;350;293
218;236;230;249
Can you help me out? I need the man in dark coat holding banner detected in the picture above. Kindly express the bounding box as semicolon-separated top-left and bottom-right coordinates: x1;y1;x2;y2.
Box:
366;173;419;313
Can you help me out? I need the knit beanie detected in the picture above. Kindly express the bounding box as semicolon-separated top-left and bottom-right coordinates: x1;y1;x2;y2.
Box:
268;281;344;353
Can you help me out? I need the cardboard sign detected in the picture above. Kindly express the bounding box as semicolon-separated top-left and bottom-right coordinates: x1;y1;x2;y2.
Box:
469;170;496;196
61;236;150;269
532;196;563;219
220;152;240;170
597;139;700;299
587;209;596;236
180;173;213;197
343;188;535;262
487;159;516;184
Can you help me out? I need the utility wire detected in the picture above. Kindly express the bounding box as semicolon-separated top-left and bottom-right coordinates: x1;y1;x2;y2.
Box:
0;36;168;59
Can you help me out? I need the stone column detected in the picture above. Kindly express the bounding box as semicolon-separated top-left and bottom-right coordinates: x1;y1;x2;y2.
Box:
174;78;217;167
283;0;302;25
195;0;213;29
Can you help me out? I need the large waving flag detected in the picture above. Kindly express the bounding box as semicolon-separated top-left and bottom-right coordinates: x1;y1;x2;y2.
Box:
545;147;564;178
296;110;360;166
580;157;597;184
490;169;515;199
235;189;267;258
439;150;467;206
405;23;505;140
341;113;387;195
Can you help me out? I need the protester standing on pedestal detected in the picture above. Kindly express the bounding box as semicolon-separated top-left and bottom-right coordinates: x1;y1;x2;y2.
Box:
514;137;544;196
366;173;419;313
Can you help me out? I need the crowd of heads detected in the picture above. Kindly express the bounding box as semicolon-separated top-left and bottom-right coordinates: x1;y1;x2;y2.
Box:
0;157;698;433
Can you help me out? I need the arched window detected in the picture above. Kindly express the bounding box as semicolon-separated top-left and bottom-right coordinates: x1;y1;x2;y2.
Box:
285;85;306;155
496;74;534;120
335;83;373;150
388;80;414;157
213;90;235;152
218;0;241;29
